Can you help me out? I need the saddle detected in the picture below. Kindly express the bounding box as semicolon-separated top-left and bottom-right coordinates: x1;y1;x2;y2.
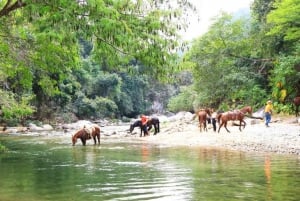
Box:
84;126;92;139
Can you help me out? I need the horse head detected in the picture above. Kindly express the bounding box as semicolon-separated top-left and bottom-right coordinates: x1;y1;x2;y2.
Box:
129;120;142;133
129;124;134;133
72;128;87;146
71;134;77;146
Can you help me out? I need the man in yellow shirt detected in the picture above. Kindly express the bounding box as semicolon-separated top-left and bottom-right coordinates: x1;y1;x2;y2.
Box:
264;100;273;127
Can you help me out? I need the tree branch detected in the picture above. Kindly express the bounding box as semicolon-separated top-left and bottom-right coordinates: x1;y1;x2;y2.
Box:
0;0;27;18
96;36;128;55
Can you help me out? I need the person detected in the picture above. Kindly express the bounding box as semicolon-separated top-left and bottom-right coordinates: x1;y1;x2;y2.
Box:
211;109;217;132
264;100;273;127
140;114;149;136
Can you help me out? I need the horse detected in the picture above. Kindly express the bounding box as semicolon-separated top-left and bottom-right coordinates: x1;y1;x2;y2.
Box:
196;108;211;132
239;106;252;116
294;96;300;117
129;117;160;137
217;110;246;133
72;124;100;146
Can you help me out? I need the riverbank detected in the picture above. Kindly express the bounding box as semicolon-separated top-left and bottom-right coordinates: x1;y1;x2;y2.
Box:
141;121;300;155
1;112;300;155
103;113;300;155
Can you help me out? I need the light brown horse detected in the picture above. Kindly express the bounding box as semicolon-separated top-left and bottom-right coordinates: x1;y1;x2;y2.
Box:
217;110;246;133
72;124;100;146
294;96;300;117
197;108;211;132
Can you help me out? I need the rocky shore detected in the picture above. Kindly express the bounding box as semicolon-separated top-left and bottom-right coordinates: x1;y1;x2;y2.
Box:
103;112;300;155
1;112;300;155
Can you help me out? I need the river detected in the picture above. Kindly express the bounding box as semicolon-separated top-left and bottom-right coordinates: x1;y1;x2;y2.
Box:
0;133;299;201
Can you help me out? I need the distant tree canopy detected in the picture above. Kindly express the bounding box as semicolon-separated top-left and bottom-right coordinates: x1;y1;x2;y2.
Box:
170;0;299;113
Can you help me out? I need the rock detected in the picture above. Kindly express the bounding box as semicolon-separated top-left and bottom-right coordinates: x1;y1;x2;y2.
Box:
42;124;53;130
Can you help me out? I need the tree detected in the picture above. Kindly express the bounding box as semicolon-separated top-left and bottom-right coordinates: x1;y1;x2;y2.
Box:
183;13;268;109
267;0;300;42
266;0;300;108
0;0;197;120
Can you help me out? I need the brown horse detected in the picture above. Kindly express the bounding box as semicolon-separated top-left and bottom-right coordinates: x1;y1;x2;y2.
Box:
294;96;300;117
197;108;211;132
217;110;246;133
239;106;252;116
72;124;100;146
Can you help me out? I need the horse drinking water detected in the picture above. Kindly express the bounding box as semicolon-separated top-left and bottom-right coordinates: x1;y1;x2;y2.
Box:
129;117;160;137
72;124;100;146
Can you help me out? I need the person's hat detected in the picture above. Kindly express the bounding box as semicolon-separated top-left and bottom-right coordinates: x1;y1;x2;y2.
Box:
267;100;272;104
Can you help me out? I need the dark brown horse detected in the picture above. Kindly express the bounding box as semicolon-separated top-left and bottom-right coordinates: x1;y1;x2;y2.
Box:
217;110;246;133
196;108;211;132
294;96;300;117
72;124;100;146
129;117;160;137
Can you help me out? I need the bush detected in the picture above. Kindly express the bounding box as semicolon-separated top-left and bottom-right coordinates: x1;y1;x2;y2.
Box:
167;86;194;112
0;90;35;125
74;95;118;119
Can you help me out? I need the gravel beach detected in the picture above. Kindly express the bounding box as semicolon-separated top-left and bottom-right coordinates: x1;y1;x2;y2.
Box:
113;113;300;155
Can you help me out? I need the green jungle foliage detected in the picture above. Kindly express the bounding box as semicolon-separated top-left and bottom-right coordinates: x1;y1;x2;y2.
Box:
0;0;299;125
174;0;300;113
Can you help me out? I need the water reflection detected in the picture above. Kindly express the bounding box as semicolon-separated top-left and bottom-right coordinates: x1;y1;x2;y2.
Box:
264;155;272;201
0;136;300;201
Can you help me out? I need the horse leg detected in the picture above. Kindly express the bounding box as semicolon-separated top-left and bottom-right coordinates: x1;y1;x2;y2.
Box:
224;122;230;133
154;124;157;135
218;122;223;133
81;138;86;146
93;136;96;145
140;127;143;137
242;120;246;129
142;125;148;137
148;125;152;133
239;121;242;131
96;134;100;145
199;122;202;132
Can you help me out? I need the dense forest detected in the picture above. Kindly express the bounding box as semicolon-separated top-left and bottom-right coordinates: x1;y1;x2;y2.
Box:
0;0;299;126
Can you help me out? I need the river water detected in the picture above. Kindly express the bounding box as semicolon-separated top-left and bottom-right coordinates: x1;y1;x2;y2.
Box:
0;134;299;201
